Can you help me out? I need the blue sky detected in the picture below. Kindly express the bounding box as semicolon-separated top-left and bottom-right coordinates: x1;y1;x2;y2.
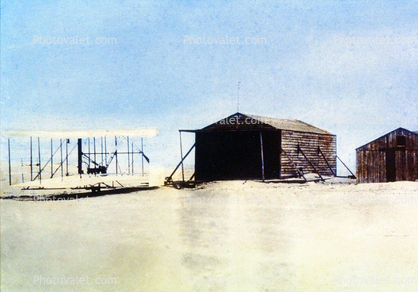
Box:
1;0;418;172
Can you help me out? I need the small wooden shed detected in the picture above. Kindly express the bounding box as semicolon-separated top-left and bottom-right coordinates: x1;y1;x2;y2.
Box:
179;112;337;182
356;128;418;183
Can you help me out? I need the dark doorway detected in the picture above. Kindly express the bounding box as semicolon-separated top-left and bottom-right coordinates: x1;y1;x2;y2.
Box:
195;130;281;181
386;149;396;182
260;131;282;179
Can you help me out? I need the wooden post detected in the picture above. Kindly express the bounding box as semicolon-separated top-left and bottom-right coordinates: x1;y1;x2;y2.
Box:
50;139;53;177
60;139;63;181
30;136;33;181
337;156;356;178
93;137;96;165
88;138;91;169
298;145;325;182
318;146;336;176
141;138;144;177
179;131;185;181
77;138;83;175
66;139;69;176
38;137;41;184
127;136;130;174
281;147;306;181
115;136;118;174
8;138;11;186
101;137;104;166
115;150;118;174
132;142;134;174
104;136;107;166
260;132;265;181
167;144;195;181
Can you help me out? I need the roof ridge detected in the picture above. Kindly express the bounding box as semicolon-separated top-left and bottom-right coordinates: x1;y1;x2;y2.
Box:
293;119;332;133
356;127;418;150
243;113;332;134
199;112;333;135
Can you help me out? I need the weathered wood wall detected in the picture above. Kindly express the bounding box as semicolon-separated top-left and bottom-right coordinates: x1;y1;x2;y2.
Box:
356;128;418;183
193;113;337;180
356;150;387;183
281;130;337;177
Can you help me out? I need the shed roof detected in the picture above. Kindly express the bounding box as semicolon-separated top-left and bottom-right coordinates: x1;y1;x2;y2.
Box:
246;113;332;134
181;112;333;135
356;127;418;150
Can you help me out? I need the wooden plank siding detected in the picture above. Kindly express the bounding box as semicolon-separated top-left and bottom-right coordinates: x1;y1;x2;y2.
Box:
356;128;418;183
356;150;386;183
281;130;337;177
187;112;337;181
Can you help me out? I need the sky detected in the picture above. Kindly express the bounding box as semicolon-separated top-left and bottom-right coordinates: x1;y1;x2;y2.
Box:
1;0;418;174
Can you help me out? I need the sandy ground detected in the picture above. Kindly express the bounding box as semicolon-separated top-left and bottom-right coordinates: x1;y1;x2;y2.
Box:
1;178;418;291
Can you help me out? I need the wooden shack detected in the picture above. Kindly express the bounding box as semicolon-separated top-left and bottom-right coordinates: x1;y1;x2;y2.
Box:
179;112;336;182
356;128;418;183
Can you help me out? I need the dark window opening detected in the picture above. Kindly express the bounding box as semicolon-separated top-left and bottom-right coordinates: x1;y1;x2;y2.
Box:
396;136;406;147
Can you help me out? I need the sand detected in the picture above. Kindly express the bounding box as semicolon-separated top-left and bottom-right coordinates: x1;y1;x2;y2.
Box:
1;178;418;291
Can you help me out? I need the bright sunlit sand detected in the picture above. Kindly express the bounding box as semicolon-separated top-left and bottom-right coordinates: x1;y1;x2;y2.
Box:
1;176;417;292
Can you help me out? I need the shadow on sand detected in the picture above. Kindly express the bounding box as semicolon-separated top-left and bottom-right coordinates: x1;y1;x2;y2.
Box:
1;186;159;201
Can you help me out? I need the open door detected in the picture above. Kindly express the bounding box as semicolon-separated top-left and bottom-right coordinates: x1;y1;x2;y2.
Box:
386;149;396;182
